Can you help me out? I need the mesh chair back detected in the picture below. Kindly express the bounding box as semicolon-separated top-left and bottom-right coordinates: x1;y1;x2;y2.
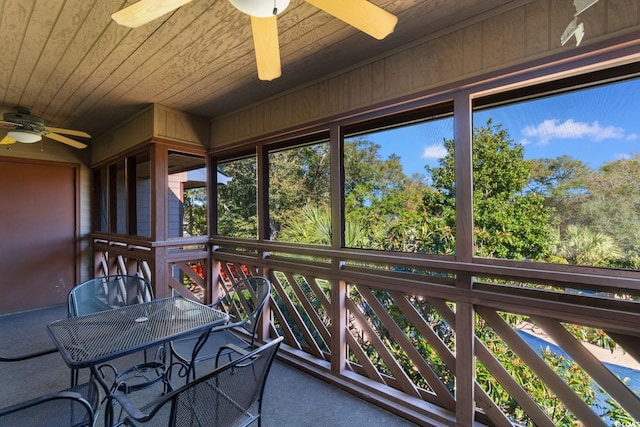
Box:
115;337;283;426
0;380;98;427
68;275;153;317
217;276;271;338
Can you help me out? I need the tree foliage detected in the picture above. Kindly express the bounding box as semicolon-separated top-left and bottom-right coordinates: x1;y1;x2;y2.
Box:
579;154;640;254
183;187;207;236
527;155;592;230
424;120;552;259
269;143;331;240
214;121;640;267
344;138;423;249
217;157;258;238
550;225;623;266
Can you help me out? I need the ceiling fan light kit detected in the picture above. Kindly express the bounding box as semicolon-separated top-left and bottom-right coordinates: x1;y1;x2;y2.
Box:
229;0;290;17
111;0;397;81
8;130;42;143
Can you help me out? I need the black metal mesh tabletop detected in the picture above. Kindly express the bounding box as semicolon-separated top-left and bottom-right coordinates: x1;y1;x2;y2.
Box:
47;297;228;368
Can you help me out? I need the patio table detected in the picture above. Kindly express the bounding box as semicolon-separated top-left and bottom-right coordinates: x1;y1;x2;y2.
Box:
47;296;228;392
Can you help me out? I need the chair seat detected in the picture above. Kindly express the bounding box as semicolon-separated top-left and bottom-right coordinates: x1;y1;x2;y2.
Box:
112;361;170;394
172;328;251;365
170;328;253;381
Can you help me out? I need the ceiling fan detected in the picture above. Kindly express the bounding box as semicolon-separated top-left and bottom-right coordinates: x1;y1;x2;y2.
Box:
0;107;90;149
111;0;398;81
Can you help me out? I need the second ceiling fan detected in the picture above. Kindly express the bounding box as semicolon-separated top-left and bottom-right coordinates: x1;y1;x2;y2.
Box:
111;0;398;81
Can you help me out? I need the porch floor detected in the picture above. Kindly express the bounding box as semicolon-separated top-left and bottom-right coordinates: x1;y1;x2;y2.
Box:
0;304;418;427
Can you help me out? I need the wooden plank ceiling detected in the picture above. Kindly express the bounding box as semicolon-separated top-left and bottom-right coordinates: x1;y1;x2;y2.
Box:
0;0;513;143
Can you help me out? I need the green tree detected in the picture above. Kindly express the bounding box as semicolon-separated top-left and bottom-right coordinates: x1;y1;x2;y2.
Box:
344;137;430;250
525;154;640;267
279;205;369;247
275;136;407;249
344;138;409;210
183;187;207;236
578;154;640;255
527;155;592;230
217;157;258;238
269;143;331;240
551;225;623;267
423;120;552;260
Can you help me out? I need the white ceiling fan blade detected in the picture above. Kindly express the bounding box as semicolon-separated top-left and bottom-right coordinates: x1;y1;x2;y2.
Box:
251;16;281;81
305;0;398;40
0;135;16;145
45;132;88;149
45;126;91;138
111;0;194;28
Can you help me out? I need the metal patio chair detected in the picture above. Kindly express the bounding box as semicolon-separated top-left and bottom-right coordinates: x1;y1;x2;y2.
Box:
168;276;271;381
67;275;168;394
106;337;283;427
0;349;99;427
67;274;154;317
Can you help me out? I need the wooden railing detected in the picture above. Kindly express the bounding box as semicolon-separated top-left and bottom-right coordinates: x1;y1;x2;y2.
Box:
91;234;209;301
92;235;640;426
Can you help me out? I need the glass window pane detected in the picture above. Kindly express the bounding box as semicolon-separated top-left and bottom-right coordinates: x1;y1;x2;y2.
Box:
167;152;207;239
473;77;640;269
344;114;454;253
217;156;257;239
115;160;127;234
269;140;331;243
135;152;151;238
95;167;108;233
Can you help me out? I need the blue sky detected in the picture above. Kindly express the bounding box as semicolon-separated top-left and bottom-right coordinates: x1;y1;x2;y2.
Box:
370;77;640;177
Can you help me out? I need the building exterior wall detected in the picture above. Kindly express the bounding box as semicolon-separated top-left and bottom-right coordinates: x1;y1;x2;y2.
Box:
167;171;187;239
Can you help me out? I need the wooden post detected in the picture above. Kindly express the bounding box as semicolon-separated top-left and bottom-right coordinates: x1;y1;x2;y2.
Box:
454;90;475;425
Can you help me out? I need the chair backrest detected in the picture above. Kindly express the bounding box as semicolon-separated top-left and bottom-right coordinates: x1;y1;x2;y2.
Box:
68;274;153;317
0;380;98;427
218;276;271;338
116;337;284;426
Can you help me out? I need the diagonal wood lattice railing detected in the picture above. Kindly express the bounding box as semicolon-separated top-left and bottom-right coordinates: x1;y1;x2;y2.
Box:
93;235;640;426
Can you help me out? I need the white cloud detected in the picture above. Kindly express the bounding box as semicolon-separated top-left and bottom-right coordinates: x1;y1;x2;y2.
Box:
626;133;638;141
521;119;625;145
518;138;532;146
421;143;447;159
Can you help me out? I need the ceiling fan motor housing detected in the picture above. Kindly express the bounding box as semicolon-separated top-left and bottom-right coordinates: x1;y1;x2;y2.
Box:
3;112;46;133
